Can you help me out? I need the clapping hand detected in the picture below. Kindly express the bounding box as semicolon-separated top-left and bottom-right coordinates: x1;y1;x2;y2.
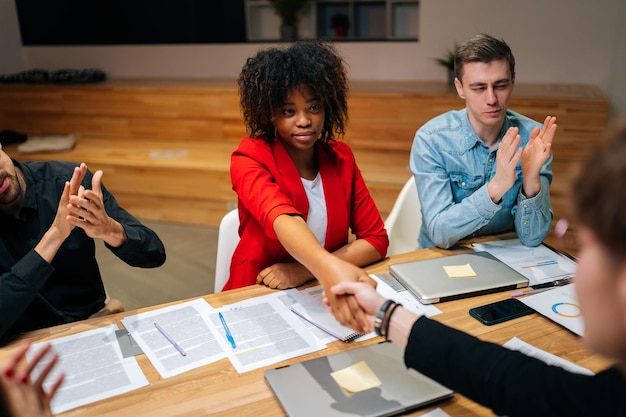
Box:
66;165;127;248
488;126;522;203
522;116;557;197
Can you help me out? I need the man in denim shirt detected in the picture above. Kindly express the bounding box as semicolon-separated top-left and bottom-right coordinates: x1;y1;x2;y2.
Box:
410;34;557;249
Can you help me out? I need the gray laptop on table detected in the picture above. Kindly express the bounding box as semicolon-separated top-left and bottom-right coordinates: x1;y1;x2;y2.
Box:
389;251;529;304
264;342;453;417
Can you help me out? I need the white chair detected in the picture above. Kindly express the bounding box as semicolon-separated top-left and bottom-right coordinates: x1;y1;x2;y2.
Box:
214;208;241;293
384;176;422;256
90;290;125;318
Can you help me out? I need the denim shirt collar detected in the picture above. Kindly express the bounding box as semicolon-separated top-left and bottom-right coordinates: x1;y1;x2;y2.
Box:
459;108;513;152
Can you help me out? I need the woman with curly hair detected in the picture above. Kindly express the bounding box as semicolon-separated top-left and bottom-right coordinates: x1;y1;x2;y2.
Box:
226;41;388;333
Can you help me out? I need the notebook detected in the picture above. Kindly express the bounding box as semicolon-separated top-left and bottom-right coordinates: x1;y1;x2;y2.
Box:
389;251;529;304
290;301;363;342
264;342;453;417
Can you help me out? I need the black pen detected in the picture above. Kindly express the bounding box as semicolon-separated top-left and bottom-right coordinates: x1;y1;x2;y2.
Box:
532;277;572;289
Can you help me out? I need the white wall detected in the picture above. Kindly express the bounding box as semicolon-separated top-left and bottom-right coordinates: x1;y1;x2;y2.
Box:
0;0;24;74
607;0;626;120
1;0;624;116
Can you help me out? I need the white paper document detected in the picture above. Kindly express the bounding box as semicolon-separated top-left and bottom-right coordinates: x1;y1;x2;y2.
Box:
472;239;576;286
276;289;342;345
422;408;452;417
371;273;443;317
28;324;148;414
518;283;584;336
297;286;378;342
287;286;366;342
219;293;326;373
504;337;593;375
122;298;226;378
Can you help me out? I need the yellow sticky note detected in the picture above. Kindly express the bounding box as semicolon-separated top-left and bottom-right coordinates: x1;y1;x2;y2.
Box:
330;361;382;393
443;264;477;278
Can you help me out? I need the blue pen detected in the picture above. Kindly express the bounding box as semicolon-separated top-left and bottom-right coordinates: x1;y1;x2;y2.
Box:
219;312;237;349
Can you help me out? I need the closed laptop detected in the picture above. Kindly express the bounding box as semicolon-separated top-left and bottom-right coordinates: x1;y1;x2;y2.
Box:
389;251;529;304
264;342;453;417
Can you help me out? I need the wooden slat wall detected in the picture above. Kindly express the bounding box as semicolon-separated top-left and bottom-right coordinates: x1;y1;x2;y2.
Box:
0;80;246;143
0;80;609;228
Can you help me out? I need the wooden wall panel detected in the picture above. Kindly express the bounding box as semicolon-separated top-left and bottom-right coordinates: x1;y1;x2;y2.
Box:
0;80;609;229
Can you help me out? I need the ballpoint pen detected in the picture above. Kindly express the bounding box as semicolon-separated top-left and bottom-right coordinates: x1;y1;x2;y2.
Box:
219;312;237;349
531;277;572;290
511;287;556;297
154;322;187;356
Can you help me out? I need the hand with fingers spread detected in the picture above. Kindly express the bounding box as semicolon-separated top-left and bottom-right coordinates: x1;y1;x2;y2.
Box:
487;126;522;204
0;341;65;417
521;116;557;197
66;169;127;248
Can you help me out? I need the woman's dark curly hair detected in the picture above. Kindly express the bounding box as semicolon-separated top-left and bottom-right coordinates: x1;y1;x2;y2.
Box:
238;40;349;143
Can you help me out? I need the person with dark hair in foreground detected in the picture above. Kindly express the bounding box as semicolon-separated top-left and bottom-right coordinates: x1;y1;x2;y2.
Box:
329;120;626;416
227;40;388;333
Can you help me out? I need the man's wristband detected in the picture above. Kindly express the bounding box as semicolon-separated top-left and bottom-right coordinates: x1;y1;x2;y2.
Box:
374;299;394;337
383;302;403;341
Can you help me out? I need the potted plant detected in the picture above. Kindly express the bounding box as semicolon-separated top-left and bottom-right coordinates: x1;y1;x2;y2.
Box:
269;0;310;41
330;13;349;38
434;43;459;86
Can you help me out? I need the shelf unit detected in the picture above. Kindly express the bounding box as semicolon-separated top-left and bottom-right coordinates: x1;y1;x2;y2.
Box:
245;0;419;42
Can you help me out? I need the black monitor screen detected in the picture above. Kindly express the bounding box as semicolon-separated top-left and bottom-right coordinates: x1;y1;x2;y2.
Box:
15;0;246;45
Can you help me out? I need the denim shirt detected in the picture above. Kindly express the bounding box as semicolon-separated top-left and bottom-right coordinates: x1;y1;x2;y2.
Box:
410;109;553;249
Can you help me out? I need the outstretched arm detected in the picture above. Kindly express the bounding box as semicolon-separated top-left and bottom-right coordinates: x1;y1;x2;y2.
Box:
257;239;382;289
329;280;418;348
273;214;374;333
330;279;606;417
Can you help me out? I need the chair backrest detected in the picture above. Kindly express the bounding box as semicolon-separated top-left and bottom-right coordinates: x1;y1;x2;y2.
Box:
214;208;240;293
384;176;422;256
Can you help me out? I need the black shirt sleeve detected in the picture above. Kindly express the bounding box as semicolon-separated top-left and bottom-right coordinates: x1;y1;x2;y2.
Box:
404;316;626;417
99;181;166;267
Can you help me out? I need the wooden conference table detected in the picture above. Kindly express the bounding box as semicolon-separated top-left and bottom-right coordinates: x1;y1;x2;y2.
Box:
0;238;614;417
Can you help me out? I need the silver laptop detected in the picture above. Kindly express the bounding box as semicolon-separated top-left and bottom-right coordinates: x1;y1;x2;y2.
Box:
264;342;453;417
389;251;529;304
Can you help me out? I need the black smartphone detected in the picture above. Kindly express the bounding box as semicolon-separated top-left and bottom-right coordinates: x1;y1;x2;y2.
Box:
469;298;534;325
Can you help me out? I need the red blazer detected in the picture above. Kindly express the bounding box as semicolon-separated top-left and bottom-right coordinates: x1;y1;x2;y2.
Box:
224;137;388;290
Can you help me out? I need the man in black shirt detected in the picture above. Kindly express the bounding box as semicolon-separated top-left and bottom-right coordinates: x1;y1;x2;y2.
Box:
0;145;166;341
